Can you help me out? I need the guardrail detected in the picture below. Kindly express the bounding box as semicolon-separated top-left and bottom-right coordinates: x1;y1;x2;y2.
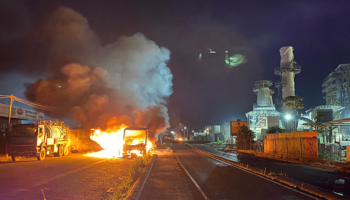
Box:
125;154;157;200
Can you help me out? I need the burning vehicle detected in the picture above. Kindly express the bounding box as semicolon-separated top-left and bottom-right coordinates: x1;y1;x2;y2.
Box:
87;126;153;158
123;127;149;158
8;120;70;161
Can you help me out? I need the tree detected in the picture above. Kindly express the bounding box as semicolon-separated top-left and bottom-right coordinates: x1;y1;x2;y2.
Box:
281;95;304;132
236;125;256;150
267;126;284;133
314;114;324;131
301;114;324;131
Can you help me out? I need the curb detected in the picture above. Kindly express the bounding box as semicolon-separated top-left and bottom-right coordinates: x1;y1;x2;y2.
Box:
125;154;157;200
186;144;348;200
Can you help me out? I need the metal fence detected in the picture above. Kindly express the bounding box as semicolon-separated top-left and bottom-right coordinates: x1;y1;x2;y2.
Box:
264;137;318;158
236;139;263;152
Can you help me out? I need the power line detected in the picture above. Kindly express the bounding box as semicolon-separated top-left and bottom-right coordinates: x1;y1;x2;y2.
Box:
1;94;55;111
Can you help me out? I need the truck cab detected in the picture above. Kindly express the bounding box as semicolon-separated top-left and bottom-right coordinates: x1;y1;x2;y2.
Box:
8;124;39;161
123;127;148;158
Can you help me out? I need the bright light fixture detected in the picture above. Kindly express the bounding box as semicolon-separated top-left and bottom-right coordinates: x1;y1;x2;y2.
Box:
285;114;291;120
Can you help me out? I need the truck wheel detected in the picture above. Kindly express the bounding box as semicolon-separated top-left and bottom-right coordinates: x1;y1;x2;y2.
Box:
63;145;69;156
58;145;64;157
37;148;46;161
11;155;21;161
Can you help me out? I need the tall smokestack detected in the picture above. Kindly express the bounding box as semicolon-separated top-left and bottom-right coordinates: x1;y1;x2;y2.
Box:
275;46;301;102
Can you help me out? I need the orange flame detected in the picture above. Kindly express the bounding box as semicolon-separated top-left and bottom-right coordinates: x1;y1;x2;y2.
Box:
85;125;152;158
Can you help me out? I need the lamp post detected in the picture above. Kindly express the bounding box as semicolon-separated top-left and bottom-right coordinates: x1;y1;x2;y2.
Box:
206;128;208;142
285;114;293;132
184;126;188;140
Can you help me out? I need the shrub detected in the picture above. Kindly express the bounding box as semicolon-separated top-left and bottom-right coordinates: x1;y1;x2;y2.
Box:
319;150;341;162
113;153;152;200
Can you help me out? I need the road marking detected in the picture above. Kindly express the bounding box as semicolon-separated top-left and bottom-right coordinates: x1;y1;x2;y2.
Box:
174;154;210;200
106;187;115;193
5;159;107;197
188;147;321;200
41;189;47;200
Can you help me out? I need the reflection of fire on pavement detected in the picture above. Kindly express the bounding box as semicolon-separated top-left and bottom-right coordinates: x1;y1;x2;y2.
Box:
85;126;152;158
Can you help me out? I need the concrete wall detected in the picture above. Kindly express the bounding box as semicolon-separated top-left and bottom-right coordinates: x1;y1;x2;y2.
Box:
264;131;318;158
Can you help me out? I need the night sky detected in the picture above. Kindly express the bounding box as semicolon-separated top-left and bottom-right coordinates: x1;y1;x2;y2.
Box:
1;0;350;130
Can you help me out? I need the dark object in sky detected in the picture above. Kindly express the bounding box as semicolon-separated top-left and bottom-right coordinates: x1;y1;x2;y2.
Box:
198;48;247;68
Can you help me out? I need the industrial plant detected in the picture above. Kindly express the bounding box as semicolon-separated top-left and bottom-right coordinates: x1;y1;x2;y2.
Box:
244;46;350;160
191;45;350;164
246;46;301;137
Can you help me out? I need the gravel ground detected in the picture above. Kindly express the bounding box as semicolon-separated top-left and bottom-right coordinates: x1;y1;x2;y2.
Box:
0;153;133;200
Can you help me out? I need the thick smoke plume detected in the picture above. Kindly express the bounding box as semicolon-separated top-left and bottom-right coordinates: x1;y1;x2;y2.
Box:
22;6;173;135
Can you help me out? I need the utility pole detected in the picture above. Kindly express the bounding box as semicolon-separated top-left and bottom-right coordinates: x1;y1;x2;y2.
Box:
6;94;13;158
8;94;13;127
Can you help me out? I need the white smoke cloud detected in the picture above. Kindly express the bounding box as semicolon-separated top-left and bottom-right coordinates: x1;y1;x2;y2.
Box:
100;33;173;108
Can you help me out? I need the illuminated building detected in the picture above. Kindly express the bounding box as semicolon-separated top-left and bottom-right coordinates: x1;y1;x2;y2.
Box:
322;64;350;118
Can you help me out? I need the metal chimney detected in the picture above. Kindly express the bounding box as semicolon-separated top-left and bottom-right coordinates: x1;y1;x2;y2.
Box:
275;46;301;102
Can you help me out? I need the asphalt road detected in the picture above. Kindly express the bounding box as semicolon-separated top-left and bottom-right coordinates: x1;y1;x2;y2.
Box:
0;153;132;200
172;143;317;200
190;143;350;194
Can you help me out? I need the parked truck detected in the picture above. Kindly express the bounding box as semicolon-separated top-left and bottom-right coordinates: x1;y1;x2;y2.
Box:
8;120;70;161
123;127;148;157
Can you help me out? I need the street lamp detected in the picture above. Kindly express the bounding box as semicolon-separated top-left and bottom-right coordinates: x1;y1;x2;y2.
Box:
285;114;296;132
